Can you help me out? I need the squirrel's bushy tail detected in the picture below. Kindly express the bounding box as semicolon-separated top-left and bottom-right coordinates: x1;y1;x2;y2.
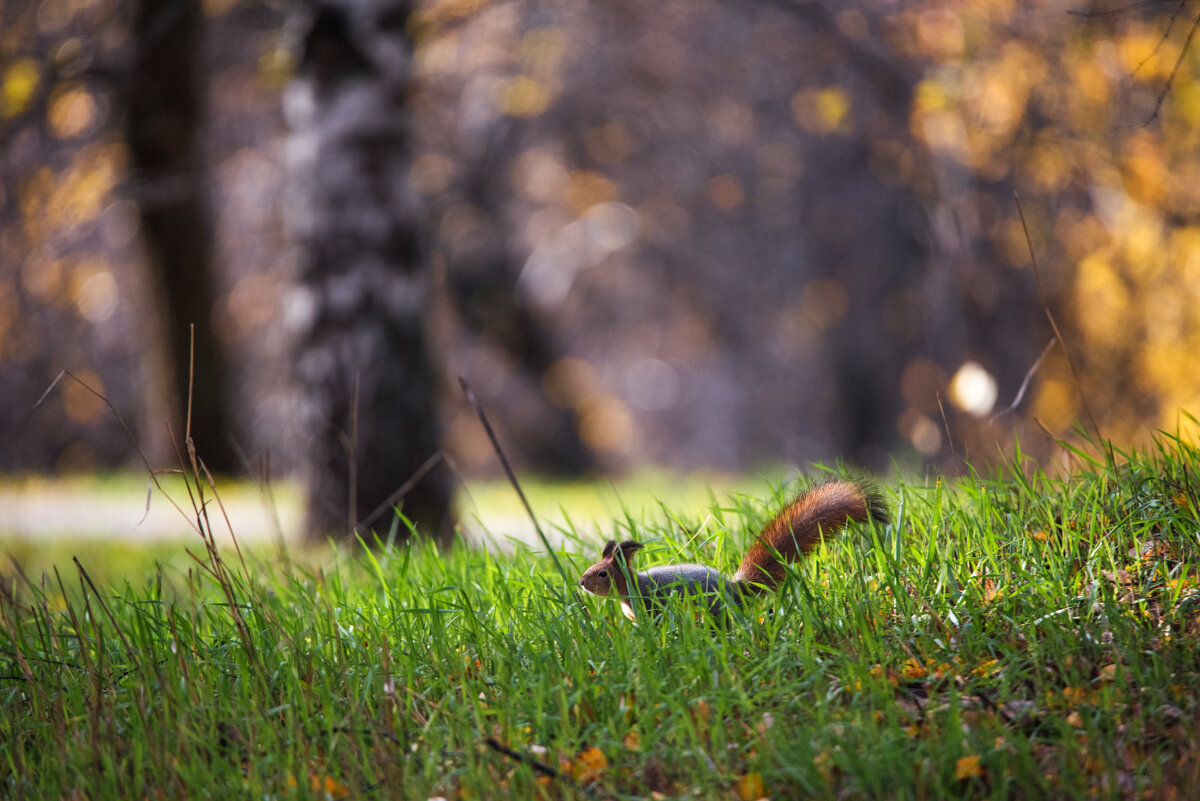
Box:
731;478;888;595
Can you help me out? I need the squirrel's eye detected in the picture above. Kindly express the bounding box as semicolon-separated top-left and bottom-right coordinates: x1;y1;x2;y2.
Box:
598;570;607;578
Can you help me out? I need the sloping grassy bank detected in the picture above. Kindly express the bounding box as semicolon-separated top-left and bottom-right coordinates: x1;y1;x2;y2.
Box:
3;439;1199;800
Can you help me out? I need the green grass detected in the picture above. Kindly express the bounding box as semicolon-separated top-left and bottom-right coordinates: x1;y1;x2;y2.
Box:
3;437;1200;800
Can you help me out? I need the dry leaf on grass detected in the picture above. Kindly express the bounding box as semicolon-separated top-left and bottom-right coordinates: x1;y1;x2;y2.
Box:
735;771;766;800
955;754;985;780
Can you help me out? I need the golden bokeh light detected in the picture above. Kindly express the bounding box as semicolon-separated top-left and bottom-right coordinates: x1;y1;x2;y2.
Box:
543;356;598;409
62;369;106;424
792;86;852;135
70;261;118;323
47;82;98;139
578;394;634;455
565;170;617;215
2;60;40;119
498;75;553;117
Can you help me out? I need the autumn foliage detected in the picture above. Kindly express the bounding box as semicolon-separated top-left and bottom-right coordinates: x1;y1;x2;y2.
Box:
2;0;1200;476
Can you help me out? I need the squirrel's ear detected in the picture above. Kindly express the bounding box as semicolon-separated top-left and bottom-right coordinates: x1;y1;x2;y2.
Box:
615;540;644;563
601;539;618;558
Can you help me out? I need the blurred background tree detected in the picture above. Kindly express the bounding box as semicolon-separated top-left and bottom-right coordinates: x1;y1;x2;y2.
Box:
283;0;453;544
2;0;1198;540
126;0;234;472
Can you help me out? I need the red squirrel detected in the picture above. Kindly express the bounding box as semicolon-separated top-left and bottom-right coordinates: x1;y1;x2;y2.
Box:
579;478;888;621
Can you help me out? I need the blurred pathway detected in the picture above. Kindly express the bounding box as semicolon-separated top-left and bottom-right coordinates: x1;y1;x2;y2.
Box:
0;479;300;546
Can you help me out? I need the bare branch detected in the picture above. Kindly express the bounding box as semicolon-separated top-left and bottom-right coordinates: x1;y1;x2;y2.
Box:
1013;192;1107;451
990;337;1057;423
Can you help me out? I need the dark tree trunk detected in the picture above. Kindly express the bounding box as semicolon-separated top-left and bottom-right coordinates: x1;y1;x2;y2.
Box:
126;0;234;472
285;0;452;545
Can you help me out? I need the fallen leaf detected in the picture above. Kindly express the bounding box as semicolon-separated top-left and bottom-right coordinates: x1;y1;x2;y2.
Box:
981;578;1003;603
1062;686;1088;704
813;751;837;782
869;664;900;685
971;659;999;677
288;769;349;799
572;746;608;784
955;755;985;780
736;771;766;800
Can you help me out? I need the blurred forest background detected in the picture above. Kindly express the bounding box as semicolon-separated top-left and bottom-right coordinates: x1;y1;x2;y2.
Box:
2;0;1200;541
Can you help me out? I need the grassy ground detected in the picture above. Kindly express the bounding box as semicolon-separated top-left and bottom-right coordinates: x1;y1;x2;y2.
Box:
2;438;1200;800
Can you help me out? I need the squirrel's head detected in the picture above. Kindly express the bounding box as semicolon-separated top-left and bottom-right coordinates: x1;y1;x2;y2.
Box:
579;539;643;597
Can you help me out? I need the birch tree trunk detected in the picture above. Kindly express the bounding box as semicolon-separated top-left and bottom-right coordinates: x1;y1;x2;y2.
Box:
284;0;452;545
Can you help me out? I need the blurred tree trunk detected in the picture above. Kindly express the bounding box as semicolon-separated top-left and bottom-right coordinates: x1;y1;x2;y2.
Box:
284;0;452;545
126;0;235;472
442;126;596;475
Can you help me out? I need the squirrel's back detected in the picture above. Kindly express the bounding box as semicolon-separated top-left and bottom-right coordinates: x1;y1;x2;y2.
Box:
604;564;726;620
639;564;725;594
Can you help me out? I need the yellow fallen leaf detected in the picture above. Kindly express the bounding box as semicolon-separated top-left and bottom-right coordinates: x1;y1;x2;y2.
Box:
902;658;927;679
623;730;641;750
1062;686;1087;704
572;746;608;784
288;771;349;799
736;771;766;800
813;751;835;782
971;658;999;677
955;755;984;780
869;664;899;685
318;774;350;798
1066;711;1084;728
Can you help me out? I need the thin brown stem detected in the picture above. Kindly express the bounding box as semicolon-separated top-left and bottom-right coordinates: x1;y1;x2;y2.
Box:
1013;192;1107;455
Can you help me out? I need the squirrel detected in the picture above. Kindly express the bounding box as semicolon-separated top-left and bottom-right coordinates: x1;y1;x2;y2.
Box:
578;478;888;621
